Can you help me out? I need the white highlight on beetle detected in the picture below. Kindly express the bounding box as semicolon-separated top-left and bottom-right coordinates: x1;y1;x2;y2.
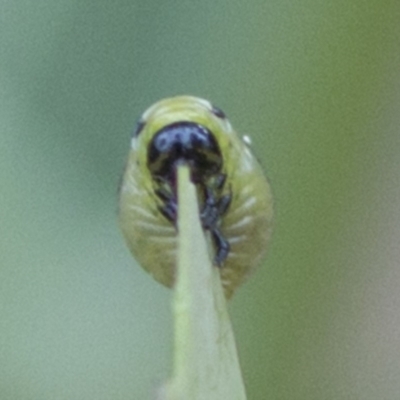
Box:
242;135;252;146
224;216;253;231
227;234;247;245
128;203;155;218
227;192;257;218
135;219;175;235
131;137;138;150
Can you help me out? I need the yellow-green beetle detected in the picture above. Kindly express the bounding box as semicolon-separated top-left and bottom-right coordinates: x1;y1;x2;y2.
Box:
118;96;273;298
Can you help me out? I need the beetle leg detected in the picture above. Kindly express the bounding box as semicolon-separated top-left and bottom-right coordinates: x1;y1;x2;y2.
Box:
155;187;173;202
201;189;231;226
200;186;219;228
156;187;177;224
155;185;178;224
159;201;177;224
211;228;230;266
198;183;232;264
217;193;231;216
215;173;226;189
160;179;231;264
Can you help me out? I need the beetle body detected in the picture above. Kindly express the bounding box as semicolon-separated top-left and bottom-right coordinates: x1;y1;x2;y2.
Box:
118;96;273;298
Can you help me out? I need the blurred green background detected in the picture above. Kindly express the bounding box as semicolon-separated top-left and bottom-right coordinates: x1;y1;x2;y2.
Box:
1;1;400;399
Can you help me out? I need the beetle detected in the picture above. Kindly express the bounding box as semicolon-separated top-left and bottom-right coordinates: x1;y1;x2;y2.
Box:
118;96;273;298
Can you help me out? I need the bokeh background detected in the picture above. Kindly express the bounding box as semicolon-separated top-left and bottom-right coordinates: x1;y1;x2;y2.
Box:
1;1;400;399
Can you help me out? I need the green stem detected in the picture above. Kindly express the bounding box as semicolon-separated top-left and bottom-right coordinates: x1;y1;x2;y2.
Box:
158;165;247;400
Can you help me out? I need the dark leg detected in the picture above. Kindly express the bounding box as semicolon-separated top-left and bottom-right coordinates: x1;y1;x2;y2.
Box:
215;173;226;189
155;176;232;265
200;186;219;228
211;228;230;266
217;193;231;216
198;181;232;265
155;187;178;224
159;203;176;223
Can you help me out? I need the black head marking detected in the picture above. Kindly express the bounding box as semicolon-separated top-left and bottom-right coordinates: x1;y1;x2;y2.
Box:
211;105;226;119
147;121;222;184
132;119;146;137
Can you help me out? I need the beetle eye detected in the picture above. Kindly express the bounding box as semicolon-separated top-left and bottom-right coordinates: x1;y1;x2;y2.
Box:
132;119;145;137
211;105;226;119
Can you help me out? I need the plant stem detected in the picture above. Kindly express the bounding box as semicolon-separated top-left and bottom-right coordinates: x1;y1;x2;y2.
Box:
158;165;247;400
